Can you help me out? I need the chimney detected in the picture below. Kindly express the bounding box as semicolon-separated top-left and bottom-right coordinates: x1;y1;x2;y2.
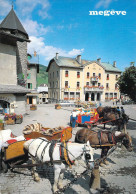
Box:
113;61;116;67
56;53;59;60
97;58;101;64
77;55;81;64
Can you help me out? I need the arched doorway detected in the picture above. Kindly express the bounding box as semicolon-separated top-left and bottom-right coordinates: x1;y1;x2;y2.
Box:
97;93;100;101
85;93;89;101
0;100;10;114
91;93;95;101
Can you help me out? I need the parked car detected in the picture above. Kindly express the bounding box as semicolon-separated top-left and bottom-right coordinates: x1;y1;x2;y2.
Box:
122;100;135;105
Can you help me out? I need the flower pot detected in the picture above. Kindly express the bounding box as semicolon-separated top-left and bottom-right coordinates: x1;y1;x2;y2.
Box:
30;106;37;111
5;118;15;125
55;105;61;110
0;123;4;130
15;118;23;124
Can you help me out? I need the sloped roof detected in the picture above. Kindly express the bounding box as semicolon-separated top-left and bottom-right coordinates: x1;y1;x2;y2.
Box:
0;8;28;38
0;85;29;94
101;62;121;72
47;56;121;73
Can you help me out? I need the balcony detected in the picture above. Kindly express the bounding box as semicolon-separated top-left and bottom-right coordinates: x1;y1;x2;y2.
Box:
90;76;99;82
84;86;104;92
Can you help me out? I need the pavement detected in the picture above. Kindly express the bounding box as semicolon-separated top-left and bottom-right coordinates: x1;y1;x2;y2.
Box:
0;102;136;194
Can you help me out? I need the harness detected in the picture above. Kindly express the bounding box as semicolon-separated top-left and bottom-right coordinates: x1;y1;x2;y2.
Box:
97;131;116;147
49;140;57;165
60;141;74;168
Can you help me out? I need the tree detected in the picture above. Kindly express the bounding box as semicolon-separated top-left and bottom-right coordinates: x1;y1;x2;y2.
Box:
117;65;136;102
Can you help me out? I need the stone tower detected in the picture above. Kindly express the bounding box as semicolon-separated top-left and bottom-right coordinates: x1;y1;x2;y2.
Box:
0;7;30;87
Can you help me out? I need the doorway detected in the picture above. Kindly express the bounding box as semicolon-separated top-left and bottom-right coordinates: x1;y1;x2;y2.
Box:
91;93;95;101
85;93;89;101
97;93;100;101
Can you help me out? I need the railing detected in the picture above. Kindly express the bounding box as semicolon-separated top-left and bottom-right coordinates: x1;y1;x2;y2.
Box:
90;76;99;82
84;86;104;92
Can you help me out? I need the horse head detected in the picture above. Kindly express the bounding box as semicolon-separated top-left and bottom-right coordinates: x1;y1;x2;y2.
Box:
122;133;133;152
82;141;94;169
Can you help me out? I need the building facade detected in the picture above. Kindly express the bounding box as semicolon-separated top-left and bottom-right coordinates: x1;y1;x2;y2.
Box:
0;7;30;114
47;54;121;102
26;53;39;105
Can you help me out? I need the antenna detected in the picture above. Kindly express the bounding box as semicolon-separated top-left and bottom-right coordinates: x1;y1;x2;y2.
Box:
12;0;14;8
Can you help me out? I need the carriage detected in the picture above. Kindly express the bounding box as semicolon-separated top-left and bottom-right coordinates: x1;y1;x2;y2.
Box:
0;126;72;172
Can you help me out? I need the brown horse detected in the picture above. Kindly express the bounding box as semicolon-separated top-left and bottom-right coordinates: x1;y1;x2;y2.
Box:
75;128;133;165
96;106;129;131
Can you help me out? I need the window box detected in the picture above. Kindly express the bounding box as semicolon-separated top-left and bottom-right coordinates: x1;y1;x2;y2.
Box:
106;77;109;80
65;74;68;77
30;105;37;111
64;97;69;100
77;75;80;78
87;76;89;79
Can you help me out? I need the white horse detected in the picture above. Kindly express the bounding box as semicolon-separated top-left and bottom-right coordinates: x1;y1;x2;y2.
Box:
24;138;94;193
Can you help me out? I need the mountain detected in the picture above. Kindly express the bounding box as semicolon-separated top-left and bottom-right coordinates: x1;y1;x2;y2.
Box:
37;64;48;86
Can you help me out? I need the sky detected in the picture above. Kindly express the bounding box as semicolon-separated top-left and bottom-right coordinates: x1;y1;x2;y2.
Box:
0;0;136;71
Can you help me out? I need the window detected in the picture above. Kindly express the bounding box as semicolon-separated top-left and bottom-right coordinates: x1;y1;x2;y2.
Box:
105;93;108;99
115;84;118;90
107;74;109;80
65;70;68;77
92;82;95;86
64;92;69;100
77;72;80;78
27;73;31;79
57;71;59;77
56;81;58;88
50;73;51;78
98;83;101;87
93;73;95;77
87;72;90;78
86;82;89;86
114;93;117;99
98;73;101;79
50;82;51;88
65;81;68;88
106;83;109;89
53;72;54;78
110;93;113;99
116;75;118;80
53;82;54;88
76;92;80;100
27;83;32;89
77;82;80;88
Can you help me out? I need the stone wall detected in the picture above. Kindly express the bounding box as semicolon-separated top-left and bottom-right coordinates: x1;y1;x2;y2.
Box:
0;43;17;85
27;65;37;89
16;41;27;87
15;95;27;114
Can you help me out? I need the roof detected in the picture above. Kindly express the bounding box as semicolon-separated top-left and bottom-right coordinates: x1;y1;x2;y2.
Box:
101;62;121;73
47;56;121;73
28;54;39;65
0;85;29;94
47;56;83;71
0;8;28;38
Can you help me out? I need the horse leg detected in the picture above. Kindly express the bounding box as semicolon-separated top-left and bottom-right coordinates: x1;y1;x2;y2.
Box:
100;147;109;166
58;163;65;189
31;157;40;182
53;163;62;193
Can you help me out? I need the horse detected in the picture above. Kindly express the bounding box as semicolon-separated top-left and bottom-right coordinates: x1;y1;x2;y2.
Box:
75;128;133;166
24;138;94;193
96;106;129;131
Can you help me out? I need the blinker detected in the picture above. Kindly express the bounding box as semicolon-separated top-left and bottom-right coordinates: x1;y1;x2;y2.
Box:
85;153;91;160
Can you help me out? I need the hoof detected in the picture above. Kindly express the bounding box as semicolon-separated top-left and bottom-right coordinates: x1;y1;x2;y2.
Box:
99;162;105;167
104;160;109;165
34;176;40;182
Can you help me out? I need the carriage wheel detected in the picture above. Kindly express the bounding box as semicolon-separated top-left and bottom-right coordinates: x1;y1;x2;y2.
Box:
1;160;8;173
